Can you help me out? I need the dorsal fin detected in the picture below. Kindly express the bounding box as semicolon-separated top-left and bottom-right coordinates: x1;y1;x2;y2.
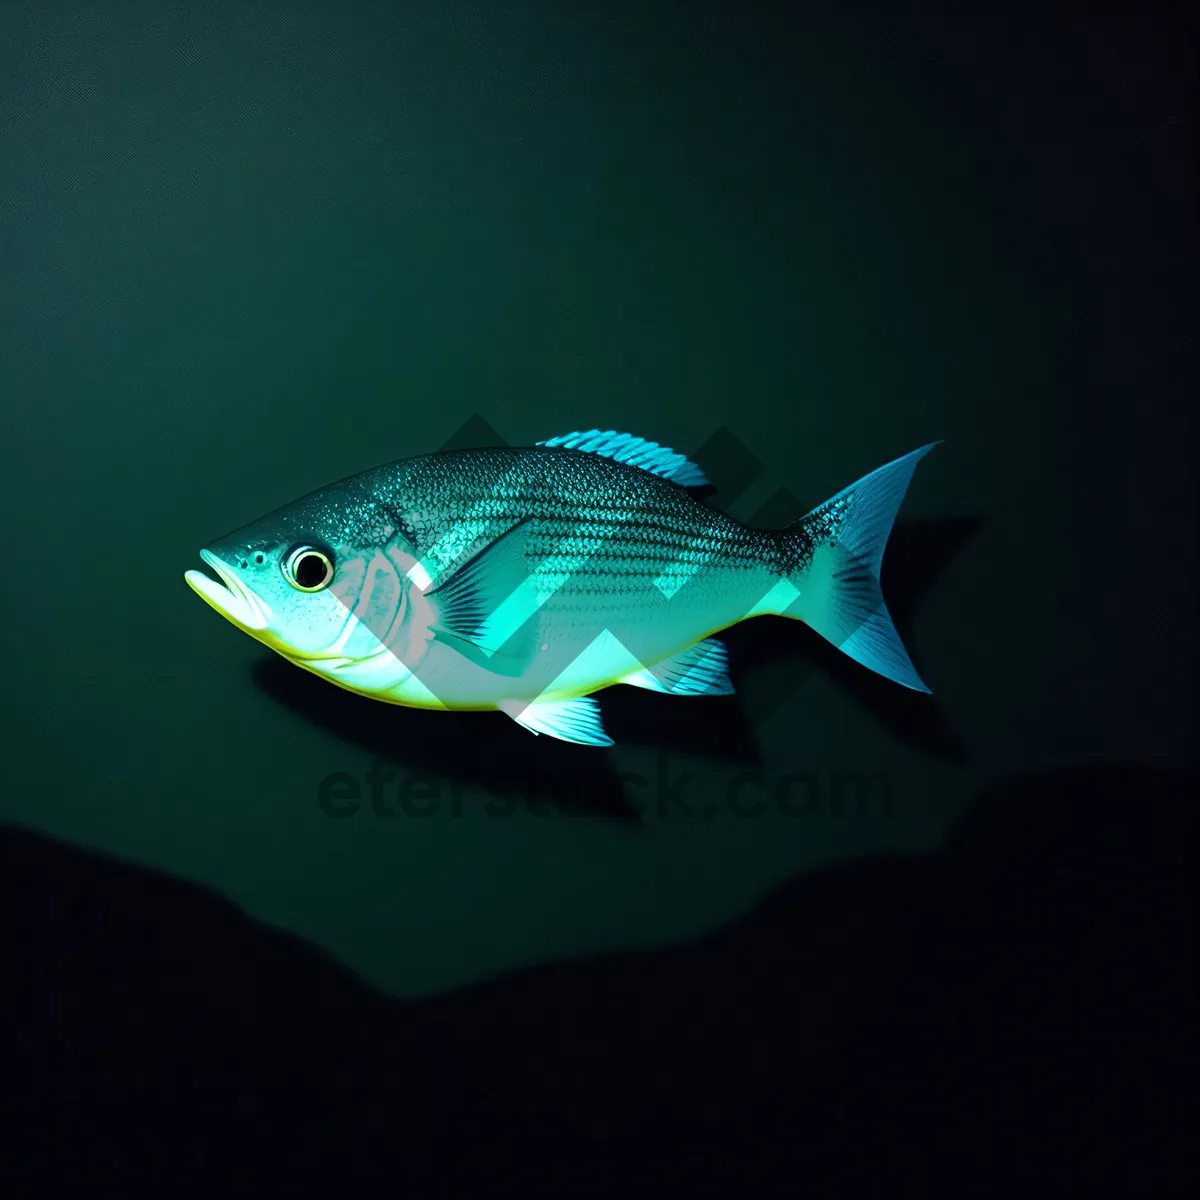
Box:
536;429;708;488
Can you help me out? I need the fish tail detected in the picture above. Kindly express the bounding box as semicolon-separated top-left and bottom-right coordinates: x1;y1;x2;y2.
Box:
772;442;941;692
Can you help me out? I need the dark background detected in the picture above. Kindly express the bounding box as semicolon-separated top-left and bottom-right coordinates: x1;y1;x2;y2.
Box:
2;1;1194;1190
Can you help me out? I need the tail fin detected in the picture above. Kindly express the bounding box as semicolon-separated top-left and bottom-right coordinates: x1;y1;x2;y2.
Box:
778;442;940;693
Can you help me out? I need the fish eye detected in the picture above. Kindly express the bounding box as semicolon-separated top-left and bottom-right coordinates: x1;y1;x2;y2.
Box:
283;545;335;592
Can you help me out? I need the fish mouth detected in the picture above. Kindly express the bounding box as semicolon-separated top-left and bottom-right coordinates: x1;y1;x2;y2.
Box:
184;550;271;632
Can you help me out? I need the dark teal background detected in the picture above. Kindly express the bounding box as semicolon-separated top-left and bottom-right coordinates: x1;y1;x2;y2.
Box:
2;2;1194;1001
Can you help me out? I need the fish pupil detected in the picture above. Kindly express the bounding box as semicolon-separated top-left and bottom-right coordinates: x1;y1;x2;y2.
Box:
294;552;330;589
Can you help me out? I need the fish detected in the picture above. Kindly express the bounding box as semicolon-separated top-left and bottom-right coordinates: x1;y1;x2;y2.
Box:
184;429;939;747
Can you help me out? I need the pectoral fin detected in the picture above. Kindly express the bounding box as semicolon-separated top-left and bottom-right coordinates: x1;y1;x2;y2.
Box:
424;517;537;659
499;697;613;747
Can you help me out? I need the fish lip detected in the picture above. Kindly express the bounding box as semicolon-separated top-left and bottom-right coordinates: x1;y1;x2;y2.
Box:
184;550;270;631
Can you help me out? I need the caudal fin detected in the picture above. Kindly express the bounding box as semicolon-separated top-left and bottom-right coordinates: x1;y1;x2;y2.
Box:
778;443;940;693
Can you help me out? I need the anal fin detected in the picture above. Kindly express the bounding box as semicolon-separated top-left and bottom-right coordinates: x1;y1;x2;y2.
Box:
499;696;614;747
620;637;733;696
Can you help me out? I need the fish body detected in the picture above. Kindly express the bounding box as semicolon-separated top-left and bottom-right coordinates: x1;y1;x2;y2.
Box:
185;430;938;746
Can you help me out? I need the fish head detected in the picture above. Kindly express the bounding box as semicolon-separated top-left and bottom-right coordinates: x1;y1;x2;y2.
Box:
185;529;345;659
184;480;433;680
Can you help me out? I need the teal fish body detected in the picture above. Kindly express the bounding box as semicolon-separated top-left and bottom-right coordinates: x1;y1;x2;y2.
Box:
185;430;938;746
